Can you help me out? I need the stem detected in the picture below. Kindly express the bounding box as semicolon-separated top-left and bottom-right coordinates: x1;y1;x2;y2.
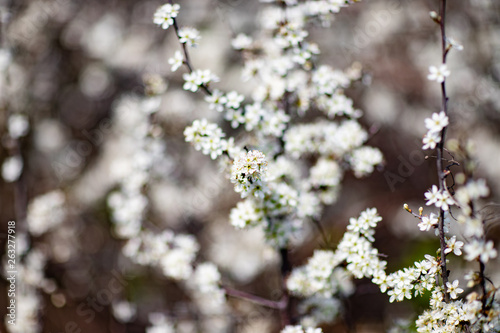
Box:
312;217;331;248
165;0;212;96
279;248;292;327
436;0;450;302
479;261;487;310
170;17;213;96
223;286;286;310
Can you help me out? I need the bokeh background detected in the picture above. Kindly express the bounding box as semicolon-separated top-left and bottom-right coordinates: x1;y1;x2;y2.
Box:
1;0;500;332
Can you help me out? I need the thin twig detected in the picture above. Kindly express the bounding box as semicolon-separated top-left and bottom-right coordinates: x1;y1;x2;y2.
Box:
312;217;332;249
435;0;450;302
166;0;212;96
223;286;286;310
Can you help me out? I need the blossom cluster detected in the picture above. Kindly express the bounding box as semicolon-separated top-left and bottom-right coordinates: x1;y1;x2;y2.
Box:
26;190;66;236
415;291;500;332
453;178;498;265
230;149;269;198
153;3;179;30
122;230;227;317
123;230;199;279
422;110;449;150
0;50;29;183
168;0;382;251
386;139;498;331
2;112;29;182
289;200;498;332
287;208;381;325
155;1;498;331
101;81;229;326
182;69;218;92
183;118;235;160
107;94;165;238
424;184;455;211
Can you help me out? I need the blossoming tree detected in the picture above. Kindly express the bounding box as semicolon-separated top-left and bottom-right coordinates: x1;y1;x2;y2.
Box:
2;0;499;332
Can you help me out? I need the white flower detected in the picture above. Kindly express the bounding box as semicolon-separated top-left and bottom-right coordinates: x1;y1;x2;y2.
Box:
192;263;221;293
225;109;244;128
147;313;175;333
422;131;441;150
388;284;413;302
479;240;497;263
0;48;12;71
465;179;489;200
427;64;450;83
424;185;440;206
182;72;199;92
153;3;180;30
160;234;199;280
178;27;200;47
230;150;268;197
277;22;308;47
183;119;228;159
231;33;253;50
8;114;30;139
27;190;66;236
464;240;497;263
447;37;464;51
243;103;264;131
261;109;290;137
205;89;227;112
194;69;219;86
168;50;183;72
349;146;383;178
309;158;342;188
435;189;454;211
2;156;23;182
445;280;463;299
423;186;454;211
418;213;439;231
112;301;136;323
461;216;484;238
444;236;464;256
225;91;244;109
229;199;264;229
425;111;449;133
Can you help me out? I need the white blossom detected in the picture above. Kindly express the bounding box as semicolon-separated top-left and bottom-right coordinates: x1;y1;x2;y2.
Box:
427;64;450;83
153;3;180;30
444;236;464;256
425;111;449;133
178;27;200;47
349;146;383;178
418;213;439;232
230;150;268;198
184;119;228;159
2;156;23;182
231;33;253;50
205;89;227;112
445;280;464;299
225;91;245;109
422;131;441;150
8;114;30;139
27;190;66;236
464;240;497;263
168;50;183;71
